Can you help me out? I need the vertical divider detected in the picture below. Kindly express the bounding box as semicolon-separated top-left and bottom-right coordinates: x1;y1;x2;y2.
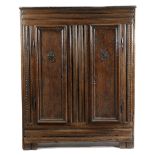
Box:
71;25;87;124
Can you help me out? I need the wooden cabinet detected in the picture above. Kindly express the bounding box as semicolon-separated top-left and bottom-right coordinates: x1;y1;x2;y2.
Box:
20;6;135;149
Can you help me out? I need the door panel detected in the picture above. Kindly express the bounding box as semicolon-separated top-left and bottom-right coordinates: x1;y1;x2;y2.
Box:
35;26;68;124
89;25;124;123
34;24;126;126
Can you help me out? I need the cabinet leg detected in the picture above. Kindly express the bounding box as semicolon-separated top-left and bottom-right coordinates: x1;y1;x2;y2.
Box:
119;141;134;148
23;142;38;150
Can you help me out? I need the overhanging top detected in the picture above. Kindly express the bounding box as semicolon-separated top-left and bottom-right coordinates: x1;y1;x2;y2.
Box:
20;6;136;25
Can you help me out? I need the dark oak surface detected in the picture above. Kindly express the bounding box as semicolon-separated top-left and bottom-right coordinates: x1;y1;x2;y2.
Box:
21;6;135;149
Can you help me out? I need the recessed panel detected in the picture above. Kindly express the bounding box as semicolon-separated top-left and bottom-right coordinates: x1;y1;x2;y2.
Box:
36;26;68;123
89;25;120;122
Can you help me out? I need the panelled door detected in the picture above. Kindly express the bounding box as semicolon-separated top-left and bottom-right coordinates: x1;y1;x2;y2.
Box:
32;24;126;127
88;24;127;124
34;25;70;125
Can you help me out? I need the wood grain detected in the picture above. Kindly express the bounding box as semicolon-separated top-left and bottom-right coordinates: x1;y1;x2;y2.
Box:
21;6;135;149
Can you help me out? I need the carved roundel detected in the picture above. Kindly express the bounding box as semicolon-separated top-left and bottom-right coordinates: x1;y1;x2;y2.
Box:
100;49;109;61
47;51;56;62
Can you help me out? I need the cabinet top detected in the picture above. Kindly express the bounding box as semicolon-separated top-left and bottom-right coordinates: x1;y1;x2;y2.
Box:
20;6;136;11
20;6;135;25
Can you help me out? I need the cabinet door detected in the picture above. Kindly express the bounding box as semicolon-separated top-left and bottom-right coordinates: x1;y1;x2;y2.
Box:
35;26;69;124
89;25;126;123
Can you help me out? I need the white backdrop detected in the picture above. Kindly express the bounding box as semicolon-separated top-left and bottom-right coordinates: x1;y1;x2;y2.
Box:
0;0;155;154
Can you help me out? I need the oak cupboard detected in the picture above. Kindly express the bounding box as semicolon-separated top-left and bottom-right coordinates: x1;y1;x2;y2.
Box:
20;6;135;149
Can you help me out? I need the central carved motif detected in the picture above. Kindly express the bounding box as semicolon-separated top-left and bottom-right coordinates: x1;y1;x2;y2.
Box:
48;51;56;62
100;49;109;61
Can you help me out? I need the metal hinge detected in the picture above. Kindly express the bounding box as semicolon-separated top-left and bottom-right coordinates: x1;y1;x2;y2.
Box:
120;101;123;113
121;37;124;48
32;96;36;111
